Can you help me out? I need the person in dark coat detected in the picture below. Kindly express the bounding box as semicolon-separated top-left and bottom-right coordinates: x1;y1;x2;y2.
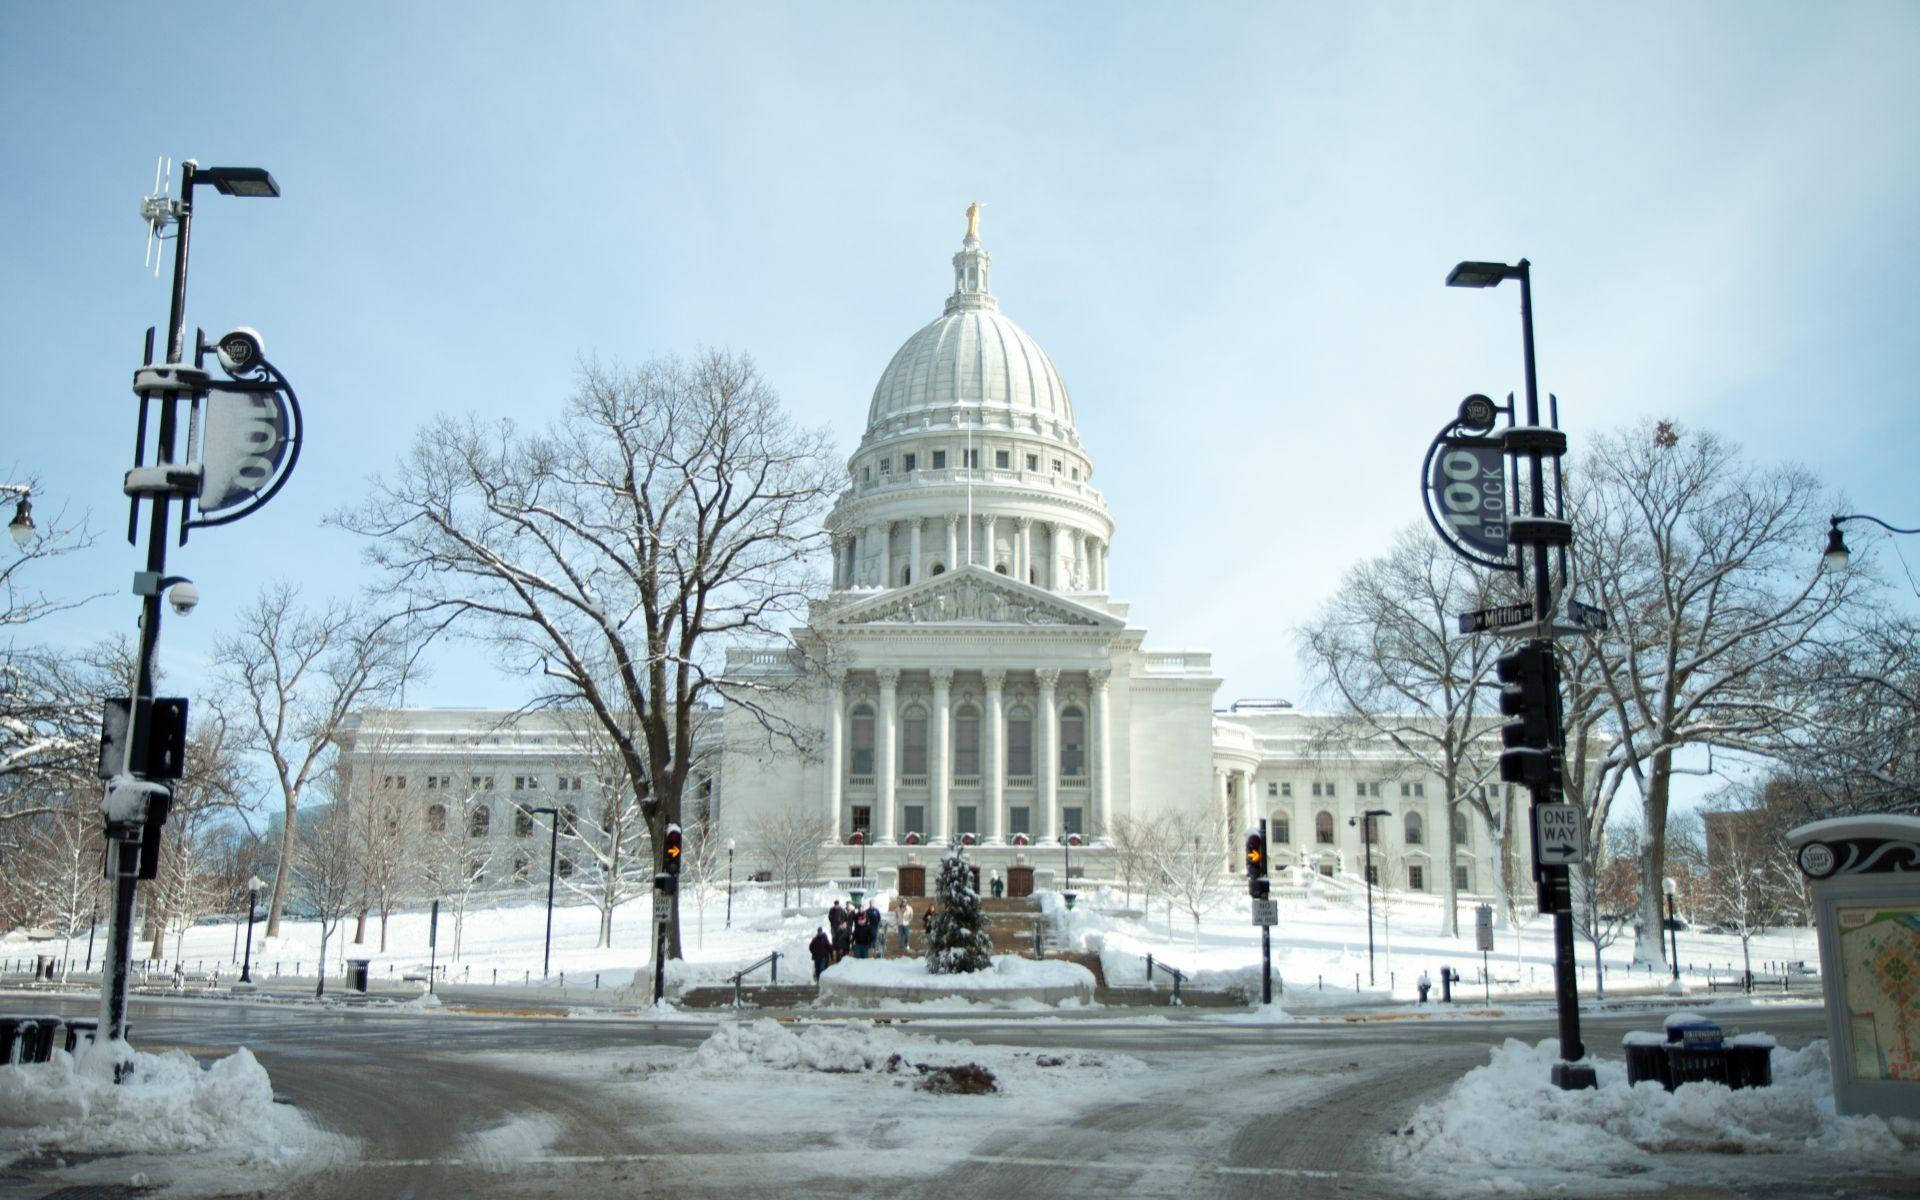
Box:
864;901;885;958
851;908;875;959
828;901;846;936
832;916;852;962
809;928;832;980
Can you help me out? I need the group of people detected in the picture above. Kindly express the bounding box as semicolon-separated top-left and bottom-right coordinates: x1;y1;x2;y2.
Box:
809;895;928;979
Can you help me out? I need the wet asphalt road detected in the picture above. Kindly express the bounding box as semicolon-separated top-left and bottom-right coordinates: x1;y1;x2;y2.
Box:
1;994;1905;1200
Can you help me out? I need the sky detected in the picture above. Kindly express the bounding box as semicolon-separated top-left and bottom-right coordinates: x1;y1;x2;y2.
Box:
5;3;1918;746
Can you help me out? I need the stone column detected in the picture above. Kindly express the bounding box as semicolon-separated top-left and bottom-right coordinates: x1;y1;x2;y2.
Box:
1018;518;1033;584
1071;529;1086;590
930;668;953;841
1090;669;1112;842
984;515;999;572
824;670;845;836
1092;540;1105;590
876;668;899;843
876;521;892;588
983;669;1006;843
908;519;923;586
1047;522;1062;589
944;516;959;573
1216;767;1232;870
1036;668;1059;842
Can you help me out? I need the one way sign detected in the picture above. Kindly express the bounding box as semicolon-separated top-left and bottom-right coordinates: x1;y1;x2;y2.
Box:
1534;803;1586;867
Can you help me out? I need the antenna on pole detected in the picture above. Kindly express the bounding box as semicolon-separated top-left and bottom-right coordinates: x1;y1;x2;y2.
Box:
140;156;180;278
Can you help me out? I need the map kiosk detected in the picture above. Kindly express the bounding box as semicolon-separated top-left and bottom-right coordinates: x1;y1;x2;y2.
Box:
1788;814;1920;1119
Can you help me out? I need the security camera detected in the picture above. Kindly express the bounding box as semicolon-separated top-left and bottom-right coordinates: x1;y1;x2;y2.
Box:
214;326;266;375
168;580;200;616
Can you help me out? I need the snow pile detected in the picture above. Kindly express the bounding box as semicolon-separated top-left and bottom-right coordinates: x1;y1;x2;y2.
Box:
684;1018;1145;1091
1395;1038;1915;1179
0;1045;337;1163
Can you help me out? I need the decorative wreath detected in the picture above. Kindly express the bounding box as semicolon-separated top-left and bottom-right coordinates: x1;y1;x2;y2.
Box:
959;832;977;846
1010;833;1030;846
1066;833;1083;847
903;831;921;845
849;831;866;846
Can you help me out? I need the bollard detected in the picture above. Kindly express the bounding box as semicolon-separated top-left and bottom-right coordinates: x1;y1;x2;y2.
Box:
559;972;565;989
1355;973;1360;993
595;973;600;989
1146;954;1154;982
1317;975;1323;990
493;969;498;985
524;970;530;985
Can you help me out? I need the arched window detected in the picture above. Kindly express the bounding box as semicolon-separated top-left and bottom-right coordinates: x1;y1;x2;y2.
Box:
1404;812;1423;845
1315;811;1334;845
953;704;981;776
850;704;876;775
426;804;447;833
900;565;912;586
1059;706;1085;776
1006;705;1033;775
469;804;490;838
902;704;929;775
931;562;946;576
1452;809;1469;846
1029;568;1038;585
995;563;1009;575
515;806;534;838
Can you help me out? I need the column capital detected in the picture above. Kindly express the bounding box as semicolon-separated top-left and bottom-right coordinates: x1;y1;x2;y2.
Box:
1035;667;1060;689
1017;516;1033;530
929;667;955;687
1089;668;1111;688
945;514;959;528
827;667;848;687
876;667;900;689
982;668;1006;690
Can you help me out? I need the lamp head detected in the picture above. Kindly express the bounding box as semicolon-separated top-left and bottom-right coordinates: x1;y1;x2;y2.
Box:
200;166;280;198
8;498;32;549
1822;520;1850;572
248;875;265;893
1447;260;1517;288
1662;875;1677;897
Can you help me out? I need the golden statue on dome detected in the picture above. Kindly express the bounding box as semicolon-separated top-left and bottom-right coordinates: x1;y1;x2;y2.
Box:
965;201;984;240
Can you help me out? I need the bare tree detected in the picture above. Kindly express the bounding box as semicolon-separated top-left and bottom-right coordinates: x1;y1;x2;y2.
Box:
10;773;103;977
416;782;496;961
1697;787;1794;989
144;708;252;960
335;724;421;952
545;712;653;947
1763;612;1920;818
294;801;360;998
1298;525;1505;934
677;807;728;949
1151;804;1229;947
1571;821;1636;999
1107;813;1160;911
1573;420;1857;966
215;582;406;938
339;352;841;957
746;806;831;907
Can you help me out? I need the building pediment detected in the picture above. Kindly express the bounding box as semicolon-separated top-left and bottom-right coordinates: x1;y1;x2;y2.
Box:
825;566;1122;631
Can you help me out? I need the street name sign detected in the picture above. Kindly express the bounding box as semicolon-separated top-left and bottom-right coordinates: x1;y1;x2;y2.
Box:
1564;598;1608;633
1458;601;1534;634
1534;803;1586;866
1475;904;1495;952
1251;899;1278;926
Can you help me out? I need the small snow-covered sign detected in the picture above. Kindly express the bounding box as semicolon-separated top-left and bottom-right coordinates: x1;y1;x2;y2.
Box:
1475;904;1495;952
1534;803;1585;866
1251;899;1278;926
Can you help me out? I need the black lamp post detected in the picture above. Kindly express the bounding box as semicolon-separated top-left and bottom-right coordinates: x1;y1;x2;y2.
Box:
726;837;736;928
240;875;264;984
1448;256;1591;1087
100;161;280;1055
85;902;99;973
1350;808;1390;985
530;806;561;980
1823;513;1920;572
1663;875;1682;987
6;491;32;549
849;831;867;907
1061;832;1080;909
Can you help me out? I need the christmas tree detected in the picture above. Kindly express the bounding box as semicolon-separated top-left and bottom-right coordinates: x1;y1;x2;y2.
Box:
926;846;991;974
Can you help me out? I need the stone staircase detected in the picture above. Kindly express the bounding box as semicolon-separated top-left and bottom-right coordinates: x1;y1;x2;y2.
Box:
678;983;819;1009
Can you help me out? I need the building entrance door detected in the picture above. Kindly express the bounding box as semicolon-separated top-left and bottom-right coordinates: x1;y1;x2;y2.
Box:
1007;865;1035;898
897;865;926;898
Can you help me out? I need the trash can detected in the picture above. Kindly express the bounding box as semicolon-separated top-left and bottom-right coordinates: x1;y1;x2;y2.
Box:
1622;1031;1672;1089
1663;1015;1726;1087
35;955;55;981
1725;1033;1775;1090
346;959;371;993
62;1018;100;1054
0;1017;22;1064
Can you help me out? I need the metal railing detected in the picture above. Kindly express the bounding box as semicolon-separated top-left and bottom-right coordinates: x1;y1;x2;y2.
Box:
1144;954;1186;1005
730;952;781;1007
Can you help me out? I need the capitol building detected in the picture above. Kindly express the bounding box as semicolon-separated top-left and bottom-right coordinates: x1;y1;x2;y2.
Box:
342;212;1522;903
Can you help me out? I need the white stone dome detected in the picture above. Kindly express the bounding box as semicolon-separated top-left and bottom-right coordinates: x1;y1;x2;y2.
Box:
862;223;1076;445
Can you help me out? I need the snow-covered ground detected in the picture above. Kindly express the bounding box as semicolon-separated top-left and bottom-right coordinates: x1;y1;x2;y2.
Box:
1395;1036;1919;1194
4;875;1822;1005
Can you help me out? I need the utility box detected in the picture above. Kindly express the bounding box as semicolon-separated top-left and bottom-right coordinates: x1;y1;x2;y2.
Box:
1788;815;1920;1119
346;959;371;993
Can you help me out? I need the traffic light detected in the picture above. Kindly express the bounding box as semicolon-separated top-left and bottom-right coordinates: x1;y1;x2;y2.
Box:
136;789;173;880
1496;642;1560;788
1245;830;1269;898
663;823;683;876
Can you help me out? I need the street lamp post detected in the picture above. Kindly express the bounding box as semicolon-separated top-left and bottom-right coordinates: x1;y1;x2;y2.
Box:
850;831;867;907
1663;875;1682;989
1447;257;1591;1089
100;161;280;1058
84;903;98;973
530;806;561;980
726;838;736;928
6;490;32;549
240;875;264;984
1350;809;1390;985
1061;833;1079;909
1823;514;1920;571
